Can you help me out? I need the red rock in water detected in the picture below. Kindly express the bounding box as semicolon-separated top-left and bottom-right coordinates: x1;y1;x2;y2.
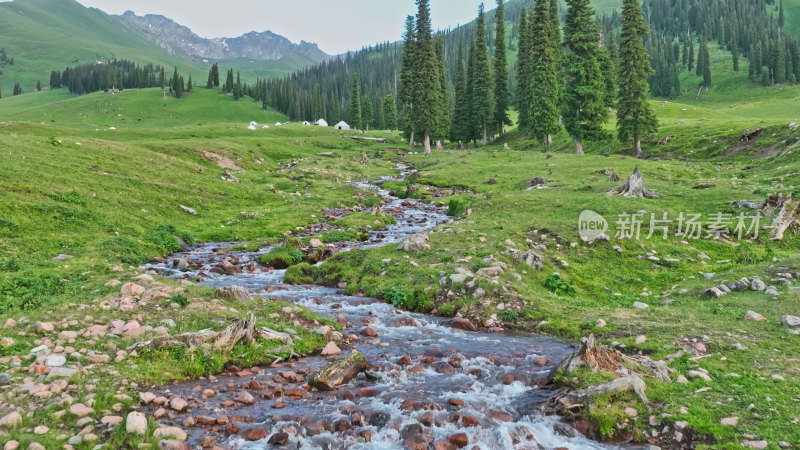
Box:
267;432;289;445
488;409;514;422
502;374;516;385
451;318;478;332
448;432;469;448
244;428;267;441
535;357;549;366
361;327;378;337
447;398;465;406
460;415;480;427
397;355;412;365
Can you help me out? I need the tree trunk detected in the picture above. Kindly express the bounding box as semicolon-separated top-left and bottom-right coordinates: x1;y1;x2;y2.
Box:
391;130;395;138
458;141;464;150
546;134;553;149
574;139;584;155
423;133;432;155
309;351;368;391
634;136;644;158
408;130;415;151
436;139;443;151
482;125;488;147
608;167;662;199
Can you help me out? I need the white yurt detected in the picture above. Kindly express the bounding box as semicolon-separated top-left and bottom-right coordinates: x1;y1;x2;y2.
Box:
334;121;350;130
315;119;329;127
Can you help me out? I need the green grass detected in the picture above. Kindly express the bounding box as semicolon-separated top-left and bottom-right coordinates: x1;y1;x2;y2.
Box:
1;40;800;447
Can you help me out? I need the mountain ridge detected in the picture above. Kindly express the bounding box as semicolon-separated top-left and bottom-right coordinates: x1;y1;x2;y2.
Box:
118;11;330;63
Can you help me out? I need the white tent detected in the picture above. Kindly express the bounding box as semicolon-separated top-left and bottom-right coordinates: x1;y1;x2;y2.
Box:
334;121;350;130
275;122;283;126
248;121;258;130
302;121;311;126
315;119;328;127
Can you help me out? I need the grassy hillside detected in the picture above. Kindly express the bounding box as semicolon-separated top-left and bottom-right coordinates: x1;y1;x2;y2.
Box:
0;0;317;96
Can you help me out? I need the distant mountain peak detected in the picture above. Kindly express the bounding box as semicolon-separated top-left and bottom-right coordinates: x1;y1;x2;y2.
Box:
118;11;329;63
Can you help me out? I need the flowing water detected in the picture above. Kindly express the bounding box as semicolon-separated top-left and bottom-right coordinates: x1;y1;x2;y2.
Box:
144;166;616;449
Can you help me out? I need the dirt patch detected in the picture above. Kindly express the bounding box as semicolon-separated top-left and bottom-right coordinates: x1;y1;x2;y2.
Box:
202;150;245;171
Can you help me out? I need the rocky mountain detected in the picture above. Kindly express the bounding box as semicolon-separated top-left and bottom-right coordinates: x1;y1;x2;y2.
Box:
119;11;330;63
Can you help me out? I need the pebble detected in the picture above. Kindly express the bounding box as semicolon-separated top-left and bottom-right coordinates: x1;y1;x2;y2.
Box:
633;302;649;309
321;341;342;357
154;427;188;441
720;417;739;426
126;411;147;434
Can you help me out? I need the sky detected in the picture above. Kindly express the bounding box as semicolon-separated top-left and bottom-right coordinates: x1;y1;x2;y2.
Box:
76;0;490;55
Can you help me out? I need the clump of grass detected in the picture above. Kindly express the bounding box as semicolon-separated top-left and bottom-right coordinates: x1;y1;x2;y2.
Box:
145;225;196;254
169;294;189;308
99;237;149;265
0;214;18;230
542;273;576;296
260;240;305;269
447;198;469;217
497;309;519;322
0;273;64;313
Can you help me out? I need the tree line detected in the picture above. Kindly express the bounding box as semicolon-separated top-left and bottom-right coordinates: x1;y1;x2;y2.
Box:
47;60;192;98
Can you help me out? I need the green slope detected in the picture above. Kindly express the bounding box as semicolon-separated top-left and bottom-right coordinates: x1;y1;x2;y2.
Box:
0;0;318;96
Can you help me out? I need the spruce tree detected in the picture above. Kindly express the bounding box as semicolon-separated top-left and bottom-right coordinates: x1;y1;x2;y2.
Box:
383;94;397;137
187;74;193;92
212;64;220;87
732;44;739;72
779;0;785;29
687;36;695;73
598;45;617;108
695;38;706;77
36;80;41;92
451;41;469;147
206;66;214;88
434;36;450;149
617;0;658;158
530;0;560;147
362;97;373;131
550;0;564;98
701;40;712;87
412;0;445;155
466;37;478;146
471;3;493;147
399;16;417;148
492;0;511;136
515;6;533;130
350;76;361;130
562;0;608;154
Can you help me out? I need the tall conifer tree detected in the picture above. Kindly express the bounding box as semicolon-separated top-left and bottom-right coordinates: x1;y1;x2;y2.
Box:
516;7;533;130
451;42;469;147
562;0;608;154
399;15;417;148
412;0;445;155
617;0;658;158
471;3;493;146
383;94;397;137
350;76;362;130
493;0;511;136
530;0;560;147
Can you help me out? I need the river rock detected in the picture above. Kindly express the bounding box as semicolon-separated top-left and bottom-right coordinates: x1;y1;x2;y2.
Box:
452;318;478;332
154;426;188;440
507;249;544;270
126;411;147;434
45;355;66;367
120;282;146;297
745;311;766;321
0;411;22;429
214;285;252;302
309;351;368;391
397;233;431;252
633;302;649;309
321;341;342;357
704;287;725;298
782;315;800;327
158;440;191;450
310;239;324;249
727;278;750;292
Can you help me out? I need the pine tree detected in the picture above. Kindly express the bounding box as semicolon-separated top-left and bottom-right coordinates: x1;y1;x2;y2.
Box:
471;3;493;147
206;66;214;88
515;6;533;130
617;0;659;158
550;0;564;98
695;38;705;77
187;74;193;92
350;76;361;130
530;0;560;147
451;41;470;147
412;0;445;155
212;64;220;87
362;97;373;131
434;36;449;149
399;15;417;148
466;37;478;146
701;40;712;87
598;45;617;108
779;0;785;29
383;94;398;137
732;44;739;72
36;80;41;92
493;0;511;136
562;0;608;154
687;35;695;73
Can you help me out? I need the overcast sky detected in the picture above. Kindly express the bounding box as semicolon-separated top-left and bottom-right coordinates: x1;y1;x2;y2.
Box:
76;0;490;54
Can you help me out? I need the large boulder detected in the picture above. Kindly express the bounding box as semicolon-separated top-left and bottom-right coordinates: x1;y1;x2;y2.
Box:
398;233;431;252
309;351;368;391
214;285;252;302
782;315;800;327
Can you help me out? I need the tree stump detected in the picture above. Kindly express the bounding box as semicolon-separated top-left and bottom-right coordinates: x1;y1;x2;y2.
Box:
606;170;621;182
607;167;661;199
309;351;368;391
761;194;800;240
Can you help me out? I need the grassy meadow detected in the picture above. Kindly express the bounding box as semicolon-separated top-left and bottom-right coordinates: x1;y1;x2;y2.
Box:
0;49;800;448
